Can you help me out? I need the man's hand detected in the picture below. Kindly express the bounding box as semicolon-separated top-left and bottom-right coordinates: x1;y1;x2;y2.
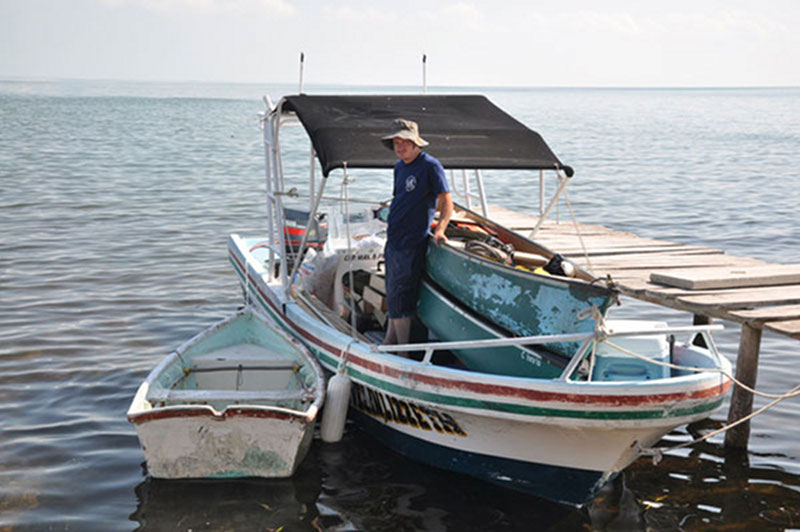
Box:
433;192;453;247
433;228;448;247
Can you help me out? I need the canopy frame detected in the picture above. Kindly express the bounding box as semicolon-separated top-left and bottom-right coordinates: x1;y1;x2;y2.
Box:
260;93;576;296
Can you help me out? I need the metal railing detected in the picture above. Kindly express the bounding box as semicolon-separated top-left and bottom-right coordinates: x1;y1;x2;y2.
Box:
373;324;724;381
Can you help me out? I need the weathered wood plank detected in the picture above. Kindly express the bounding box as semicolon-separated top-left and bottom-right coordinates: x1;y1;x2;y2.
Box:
513;227;621;237
729;305;800;324
561;246;723;257
576;254;766;270
617;278;755;301
764;319;800;338
536;236;679;248
678;285;800;309
591;270;653;281
615;278;695;295
651;264;800;290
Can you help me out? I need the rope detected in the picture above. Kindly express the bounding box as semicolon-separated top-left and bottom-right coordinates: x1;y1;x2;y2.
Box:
603;335;800;401
587;306;800;400
277;187;388;206
337;340;356;374
639;383;800;465
559;185;596;276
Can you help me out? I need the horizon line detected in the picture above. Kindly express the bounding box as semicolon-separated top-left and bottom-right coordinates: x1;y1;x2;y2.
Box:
1;75;798;92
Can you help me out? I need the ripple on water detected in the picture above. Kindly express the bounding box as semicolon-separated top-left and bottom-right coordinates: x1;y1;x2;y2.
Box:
1;84;799;530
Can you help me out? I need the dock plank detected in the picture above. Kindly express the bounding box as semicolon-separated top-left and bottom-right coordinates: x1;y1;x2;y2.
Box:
651;264;800;290
618;278;745;298
576;254;766;270
561;246;723;257
677;285;800;309
730;305;800;324
765;319;800;339
535;236;678;247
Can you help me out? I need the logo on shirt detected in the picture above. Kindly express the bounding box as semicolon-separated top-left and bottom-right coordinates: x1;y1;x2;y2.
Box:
405;175;417;192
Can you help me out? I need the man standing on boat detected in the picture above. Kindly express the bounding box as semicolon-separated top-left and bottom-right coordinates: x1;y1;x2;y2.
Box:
381;119;453;350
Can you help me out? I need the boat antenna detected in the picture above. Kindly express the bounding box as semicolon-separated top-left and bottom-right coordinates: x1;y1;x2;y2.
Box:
299;52;305;94
422;53;427;94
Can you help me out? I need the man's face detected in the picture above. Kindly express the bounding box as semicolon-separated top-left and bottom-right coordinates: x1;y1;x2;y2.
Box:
393;137;420;164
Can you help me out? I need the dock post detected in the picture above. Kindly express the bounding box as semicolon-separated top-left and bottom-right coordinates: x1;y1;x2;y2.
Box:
692;314;711;347
724;323;763;449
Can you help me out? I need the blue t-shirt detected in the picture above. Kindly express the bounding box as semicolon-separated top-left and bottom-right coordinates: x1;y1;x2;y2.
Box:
387;151;449;249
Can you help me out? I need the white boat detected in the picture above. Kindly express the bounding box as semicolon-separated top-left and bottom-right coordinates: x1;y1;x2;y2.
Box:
227;94;732;505
127;306;325;479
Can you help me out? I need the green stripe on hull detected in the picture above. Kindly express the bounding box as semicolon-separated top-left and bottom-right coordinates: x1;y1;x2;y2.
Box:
315;350;723;422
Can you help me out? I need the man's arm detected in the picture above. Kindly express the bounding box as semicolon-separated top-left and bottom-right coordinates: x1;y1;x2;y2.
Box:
433;192;453;246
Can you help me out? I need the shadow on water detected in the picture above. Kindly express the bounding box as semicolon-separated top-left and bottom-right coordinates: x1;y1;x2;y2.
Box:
129;459;324;531
130;425;588;531
130;421;800;531
620;437;800;531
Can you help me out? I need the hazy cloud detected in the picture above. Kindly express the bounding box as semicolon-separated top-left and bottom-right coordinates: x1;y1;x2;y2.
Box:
98;0;296;16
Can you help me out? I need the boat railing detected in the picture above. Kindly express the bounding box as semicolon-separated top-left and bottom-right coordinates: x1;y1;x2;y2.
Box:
448;169;490;217
374;324;724;381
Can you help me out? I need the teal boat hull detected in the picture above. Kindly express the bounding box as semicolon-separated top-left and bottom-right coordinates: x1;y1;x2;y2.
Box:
418;280;565;378
425;242;613;359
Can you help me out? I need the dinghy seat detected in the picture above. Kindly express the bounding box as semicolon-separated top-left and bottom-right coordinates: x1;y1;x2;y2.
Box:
189;344;301;390
148;388;310;404
191;344;298;370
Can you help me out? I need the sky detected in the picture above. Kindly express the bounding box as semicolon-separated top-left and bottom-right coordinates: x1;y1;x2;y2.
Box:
1;0;799;87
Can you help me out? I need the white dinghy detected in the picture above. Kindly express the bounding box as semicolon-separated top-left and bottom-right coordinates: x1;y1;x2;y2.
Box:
128;306;325;479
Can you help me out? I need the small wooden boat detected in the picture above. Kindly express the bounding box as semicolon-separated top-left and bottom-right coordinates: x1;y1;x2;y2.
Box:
418;279;566;378
127;306;325;479
425;206;615;359
420;276;687;381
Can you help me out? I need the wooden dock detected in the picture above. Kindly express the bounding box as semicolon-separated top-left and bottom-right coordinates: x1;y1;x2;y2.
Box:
488;204;800;449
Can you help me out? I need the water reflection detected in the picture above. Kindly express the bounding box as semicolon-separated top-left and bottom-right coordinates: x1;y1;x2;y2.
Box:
622;431;800;530
130;423;800;531
130;461;324;531
5;84;800;530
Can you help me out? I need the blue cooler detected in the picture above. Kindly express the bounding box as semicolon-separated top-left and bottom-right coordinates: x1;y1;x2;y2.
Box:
591;320;671;382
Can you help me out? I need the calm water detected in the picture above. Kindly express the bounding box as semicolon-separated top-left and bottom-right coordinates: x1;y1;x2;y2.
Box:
1;80;799;531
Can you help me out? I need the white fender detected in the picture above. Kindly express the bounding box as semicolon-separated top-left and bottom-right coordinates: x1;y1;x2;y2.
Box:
320;370;351;443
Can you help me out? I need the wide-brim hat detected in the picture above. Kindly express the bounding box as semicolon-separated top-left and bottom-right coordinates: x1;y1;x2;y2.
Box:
381;118;429;150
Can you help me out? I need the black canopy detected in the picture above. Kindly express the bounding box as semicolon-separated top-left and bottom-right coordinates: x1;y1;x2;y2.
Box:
280;95;573;178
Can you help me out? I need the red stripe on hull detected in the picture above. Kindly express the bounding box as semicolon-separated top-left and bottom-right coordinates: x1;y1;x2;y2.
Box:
129;406;307;424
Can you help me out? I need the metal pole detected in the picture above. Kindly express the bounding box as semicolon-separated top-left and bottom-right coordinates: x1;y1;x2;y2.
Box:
539;170;545;216
461;169;472;210
475;169;489;218
298;52;305;94
273;115;290;288
309;146;316;215
342;165;358;337
288;175;330;286
529;171;571;239
422;54;427;94
262;112;275;279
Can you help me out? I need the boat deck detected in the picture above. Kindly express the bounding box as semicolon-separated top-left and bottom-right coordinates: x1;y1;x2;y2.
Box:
488;204;800;339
